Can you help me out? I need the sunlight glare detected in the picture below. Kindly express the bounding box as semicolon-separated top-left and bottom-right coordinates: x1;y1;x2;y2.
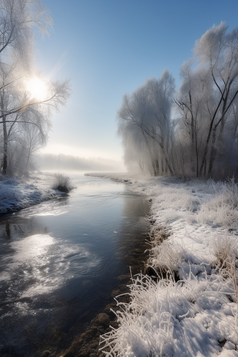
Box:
27;77;48;101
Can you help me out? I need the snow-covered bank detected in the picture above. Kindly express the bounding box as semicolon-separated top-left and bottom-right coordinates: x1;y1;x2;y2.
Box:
0;172;67;214
88;173;238;356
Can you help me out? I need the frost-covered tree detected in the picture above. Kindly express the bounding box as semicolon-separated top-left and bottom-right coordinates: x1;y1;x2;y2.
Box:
118;70;175;176
145;70;175;175
119;22;238;179
195;22;238;176
175;61;213;176
0;0;71;175
175;22;238;178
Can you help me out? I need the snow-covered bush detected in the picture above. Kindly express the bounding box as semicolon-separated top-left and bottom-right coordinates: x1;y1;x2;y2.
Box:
51;173;73;193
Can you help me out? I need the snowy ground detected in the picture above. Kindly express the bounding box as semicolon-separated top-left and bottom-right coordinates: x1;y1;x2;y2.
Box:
0;172;66;214
88;173;238;357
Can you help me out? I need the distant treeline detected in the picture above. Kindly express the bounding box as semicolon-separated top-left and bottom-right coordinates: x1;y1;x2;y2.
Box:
118;23;238;179
35;153;124;172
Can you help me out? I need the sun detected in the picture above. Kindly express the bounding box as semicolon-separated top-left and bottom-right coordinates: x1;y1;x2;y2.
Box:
26;77;48;101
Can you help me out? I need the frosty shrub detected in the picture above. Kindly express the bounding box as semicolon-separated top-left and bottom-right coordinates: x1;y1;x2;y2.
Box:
51;173;73;193
198;179;238;227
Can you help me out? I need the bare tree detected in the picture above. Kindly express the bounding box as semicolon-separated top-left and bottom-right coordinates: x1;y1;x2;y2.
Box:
117;70;175;176
0;0;71;175
174;22;238;178
175;61;213;176
194;22;238;176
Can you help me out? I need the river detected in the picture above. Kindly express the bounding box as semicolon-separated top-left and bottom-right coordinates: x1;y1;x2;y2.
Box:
0;173;150;357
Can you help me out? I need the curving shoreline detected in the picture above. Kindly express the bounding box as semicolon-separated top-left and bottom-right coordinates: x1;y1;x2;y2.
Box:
88;173;238;357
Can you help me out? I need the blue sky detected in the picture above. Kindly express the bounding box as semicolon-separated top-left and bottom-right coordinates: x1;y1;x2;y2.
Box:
35;0;238;161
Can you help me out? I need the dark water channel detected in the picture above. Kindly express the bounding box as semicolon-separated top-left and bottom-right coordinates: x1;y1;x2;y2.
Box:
0;174;150;357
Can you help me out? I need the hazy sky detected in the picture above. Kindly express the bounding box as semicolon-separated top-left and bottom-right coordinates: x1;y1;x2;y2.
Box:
35;0;238;162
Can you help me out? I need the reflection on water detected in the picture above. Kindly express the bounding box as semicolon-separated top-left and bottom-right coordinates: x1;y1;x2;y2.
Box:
18;196;69;218
0;174;150;357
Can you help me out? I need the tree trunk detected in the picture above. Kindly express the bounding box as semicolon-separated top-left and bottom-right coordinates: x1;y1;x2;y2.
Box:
2;115;8;175
207;129;217;177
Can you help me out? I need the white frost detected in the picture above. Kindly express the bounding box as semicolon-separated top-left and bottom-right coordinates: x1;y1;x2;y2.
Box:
0;172;65;214
94;173;238;356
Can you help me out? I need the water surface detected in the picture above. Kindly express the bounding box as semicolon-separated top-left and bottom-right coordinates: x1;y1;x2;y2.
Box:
0;174;150;356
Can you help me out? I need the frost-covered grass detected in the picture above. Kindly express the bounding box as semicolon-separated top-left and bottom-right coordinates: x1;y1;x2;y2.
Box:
0;172;67;214
51;173;73;193
198;179;238;227
100;274;237;357
91;173;238;356
146;239;185;281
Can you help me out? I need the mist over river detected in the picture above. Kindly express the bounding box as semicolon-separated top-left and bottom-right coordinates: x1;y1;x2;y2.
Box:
0;174;150;356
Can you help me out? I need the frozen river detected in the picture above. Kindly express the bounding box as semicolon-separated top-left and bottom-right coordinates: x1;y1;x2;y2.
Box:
0;174;150;356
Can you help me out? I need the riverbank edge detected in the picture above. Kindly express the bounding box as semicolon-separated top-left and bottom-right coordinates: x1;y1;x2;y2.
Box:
0;172;67;214
86;172;238;356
